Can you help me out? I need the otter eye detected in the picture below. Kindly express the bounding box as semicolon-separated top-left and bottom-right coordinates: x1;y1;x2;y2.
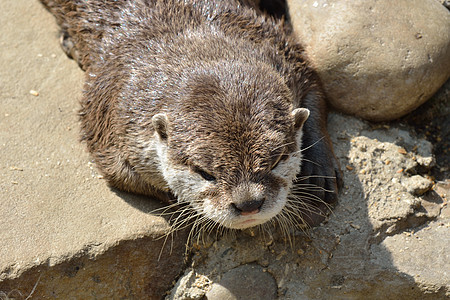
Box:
195;168;216;181
271;153;287;170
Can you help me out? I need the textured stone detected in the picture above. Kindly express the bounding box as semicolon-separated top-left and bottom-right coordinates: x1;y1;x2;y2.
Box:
402;175;434;195
169;270;211;300
168;113;449;299
371;219;450;294
0;237;187;299
205;265;277;300
287;0;450;121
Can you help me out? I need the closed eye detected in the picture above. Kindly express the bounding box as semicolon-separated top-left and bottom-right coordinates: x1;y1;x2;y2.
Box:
193;167;216;181
271;153;288;170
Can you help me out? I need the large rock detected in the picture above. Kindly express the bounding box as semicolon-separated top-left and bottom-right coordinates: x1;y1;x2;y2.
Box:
287;0;450;121
0;1;187;298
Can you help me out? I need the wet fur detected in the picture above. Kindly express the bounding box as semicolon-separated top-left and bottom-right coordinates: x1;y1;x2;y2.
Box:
40;0;342;229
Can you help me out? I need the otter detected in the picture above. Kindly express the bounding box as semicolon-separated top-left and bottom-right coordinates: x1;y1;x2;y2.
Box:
40;0;342;230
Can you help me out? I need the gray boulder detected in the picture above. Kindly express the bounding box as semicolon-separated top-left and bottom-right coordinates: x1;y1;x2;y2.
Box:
287;0;450;121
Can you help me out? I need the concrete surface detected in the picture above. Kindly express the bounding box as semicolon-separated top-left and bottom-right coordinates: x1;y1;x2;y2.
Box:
0;1;187;298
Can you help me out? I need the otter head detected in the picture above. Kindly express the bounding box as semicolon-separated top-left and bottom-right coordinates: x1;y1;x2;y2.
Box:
151;63;309;229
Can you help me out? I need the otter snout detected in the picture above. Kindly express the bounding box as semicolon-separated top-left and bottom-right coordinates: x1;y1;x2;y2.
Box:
232;199;265;215
231;182;267;215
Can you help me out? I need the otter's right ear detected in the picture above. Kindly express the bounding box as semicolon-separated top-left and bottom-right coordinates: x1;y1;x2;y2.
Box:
152;113;168;140
292;108;310;130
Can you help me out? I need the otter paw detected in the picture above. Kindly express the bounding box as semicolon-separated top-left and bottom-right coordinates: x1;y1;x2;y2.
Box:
293;139;343;226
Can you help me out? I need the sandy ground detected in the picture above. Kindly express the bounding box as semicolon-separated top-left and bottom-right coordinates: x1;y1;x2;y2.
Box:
1;0;171;278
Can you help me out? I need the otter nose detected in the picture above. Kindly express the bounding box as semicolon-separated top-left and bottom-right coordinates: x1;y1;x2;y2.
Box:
232;199;265;215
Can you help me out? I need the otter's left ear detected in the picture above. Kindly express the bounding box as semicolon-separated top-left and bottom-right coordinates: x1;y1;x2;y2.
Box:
292;108;310;130
152;113;169;140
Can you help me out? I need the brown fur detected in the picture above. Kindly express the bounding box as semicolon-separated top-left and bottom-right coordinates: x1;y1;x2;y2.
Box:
40;0;342;226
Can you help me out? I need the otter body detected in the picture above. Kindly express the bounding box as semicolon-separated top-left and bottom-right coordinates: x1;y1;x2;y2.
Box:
41;0;341;229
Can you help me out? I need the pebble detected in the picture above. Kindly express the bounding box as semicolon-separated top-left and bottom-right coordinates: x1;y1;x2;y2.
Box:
29;90;39;96
205;264;277;300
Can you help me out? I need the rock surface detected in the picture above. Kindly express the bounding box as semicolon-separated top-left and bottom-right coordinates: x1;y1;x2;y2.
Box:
168;113;449;299
0;1;187;298
287;0;450;121
205;264;277;300
1;1;449;300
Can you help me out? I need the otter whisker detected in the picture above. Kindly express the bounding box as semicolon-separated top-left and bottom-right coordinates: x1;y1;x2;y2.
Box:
278;213;297;242
280;205;309;230
279;206;311;234
286;200;330;218
295;174;337;182
299;158;323;168
203;219;216;235
290;191;333;207
295;136;326;154
282;202;308;222
263;222;276;245
292;185;335;193
285;199;333;222
271;141;296;152
170;213;200;234
197;218;218;244
267;142;297;160
274;212;294;248
187;216;208;248
289;191;324;204
289;192;335;212
288;195;329;210
167;208;197;230
164;205;205;234
150;201;185;214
